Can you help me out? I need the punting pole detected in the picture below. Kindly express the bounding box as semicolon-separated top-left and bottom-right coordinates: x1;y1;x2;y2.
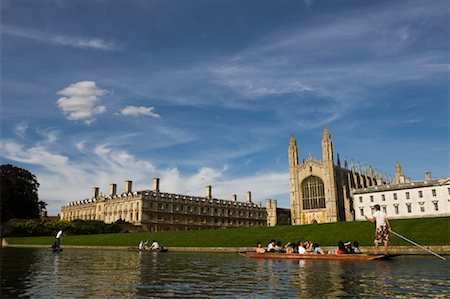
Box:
390;230;446;261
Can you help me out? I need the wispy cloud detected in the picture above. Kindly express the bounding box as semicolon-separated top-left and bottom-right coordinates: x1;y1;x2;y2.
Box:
56;81;108;125
117;106;160;118
2;26;119;50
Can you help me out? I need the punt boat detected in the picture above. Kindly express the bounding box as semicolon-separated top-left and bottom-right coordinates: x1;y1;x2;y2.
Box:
240;251;393;261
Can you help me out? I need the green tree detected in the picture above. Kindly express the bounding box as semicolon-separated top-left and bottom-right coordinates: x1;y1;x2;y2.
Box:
1;164;43;223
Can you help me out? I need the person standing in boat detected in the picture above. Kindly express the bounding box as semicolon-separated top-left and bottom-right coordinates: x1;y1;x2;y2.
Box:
365;204;391;255
55;229;63;249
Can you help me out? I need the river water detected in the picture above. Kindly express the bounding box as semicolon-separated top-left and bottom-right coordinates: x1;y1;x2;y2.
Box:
1;248;449;298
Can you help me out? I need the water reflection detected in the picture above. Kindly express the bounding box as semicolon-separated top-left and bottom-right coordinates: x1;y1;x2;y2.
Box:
1;249;449;298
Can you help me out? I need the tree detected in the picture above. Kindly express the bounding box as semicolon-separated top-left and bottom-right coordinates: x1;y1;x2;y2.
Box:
1;164;43;223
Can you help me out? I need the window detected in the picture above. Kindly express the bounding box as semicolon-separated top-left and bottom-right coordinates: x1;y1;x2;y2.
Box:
432;189;436;197
393;193;397;200
301;176;326;210
406;203;411;213
394;205;399;215
359;208;364;217
381;194;385;201
418;190;423;198
433;201;439;211
405;192;410;200
370;195;374;202
420;206;425;212
382;206;387;213
359;196;363;203
448;187;450;195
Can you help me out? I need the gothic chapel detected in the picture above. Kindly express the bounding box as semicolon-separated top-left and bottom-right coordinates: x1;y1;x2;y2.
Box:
289;127;388;225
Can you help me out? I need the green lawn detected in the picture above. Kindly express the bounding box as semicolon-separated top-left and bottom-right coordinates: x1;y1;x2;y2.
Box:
5;217;449;247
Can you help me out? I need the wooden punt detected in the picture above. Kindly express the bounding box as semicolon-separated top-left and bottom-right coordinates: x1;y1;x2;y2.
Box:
127;247;168;253
240;251;391;261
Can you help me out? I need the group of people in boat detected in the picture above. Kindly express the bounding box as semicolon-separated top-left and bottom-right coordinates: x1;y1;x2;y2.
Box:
255;204;391;255
138;240;161;251
256;239;362;255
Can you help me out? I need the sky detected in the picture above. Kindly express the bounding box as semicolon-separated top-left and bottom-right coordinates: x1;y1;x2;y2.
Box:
1;0;449;216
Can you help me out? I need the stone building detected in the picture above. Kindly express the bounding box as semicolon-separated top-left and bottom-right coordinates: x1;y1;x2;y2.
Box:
60;178;282;231
289;127;391;225
353;171;450;220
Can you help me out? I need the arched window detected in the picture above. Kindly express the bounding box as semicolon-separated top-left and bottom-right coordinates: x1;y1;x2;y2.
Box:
301;176;326;210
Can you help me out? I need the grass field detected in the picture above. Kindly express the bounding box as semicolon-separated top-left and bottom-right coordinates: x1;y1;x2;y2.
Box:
5;216;449;248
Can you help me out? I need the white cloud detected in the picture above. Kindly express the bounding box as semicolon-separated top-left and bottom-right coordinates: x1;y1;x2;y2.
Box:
0;137;290;215
118;106;160;118
56;81;108;125
2;26;119;50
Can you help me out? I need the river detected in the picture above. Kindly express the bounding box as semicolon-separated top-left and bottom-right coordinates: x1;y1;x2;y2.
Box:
1;248;449;298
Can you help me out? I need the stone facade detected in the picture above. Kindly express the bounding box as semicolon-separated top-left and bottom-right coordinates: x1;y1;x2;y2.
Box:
289;127;390;225
61;178;282;230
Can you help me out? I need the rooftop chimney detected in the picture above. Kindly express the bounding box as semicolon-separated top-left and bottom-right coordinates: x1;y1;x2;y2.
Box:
109;184;117;197
205;185;212;199
125;180;133;193
153;178;160;192
425;171;431;181
92;187;99;198
231;194;237;202
246;191;252;203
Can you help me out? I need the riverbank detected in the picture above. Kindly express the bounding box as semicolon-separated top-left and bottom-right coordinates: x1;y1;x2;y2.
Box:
3;217;449;248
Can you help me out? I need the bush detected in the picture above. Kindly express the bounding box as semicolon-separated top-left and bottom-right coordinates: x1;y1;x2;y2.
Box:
4;219;125;237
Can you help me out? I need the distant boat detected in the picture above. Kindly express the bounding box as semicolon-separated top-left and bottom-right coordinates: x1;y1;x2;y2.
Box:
240;251;393;261
128;247;168;253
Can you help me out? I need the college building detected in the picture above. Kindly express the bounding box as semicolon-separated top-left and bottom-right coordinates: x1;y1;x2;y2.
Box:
60;178;289;231
353;169;450;220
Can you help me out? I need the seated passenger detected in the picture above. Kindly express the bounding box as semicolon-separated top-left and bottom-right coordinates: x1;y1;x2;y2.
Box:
256;242;266;253
267;239;276;252
345;241;354;254
353;241;362;254
149;240;160;250
313;243;324;254
298;242;306;254
305;241;314;252
138;241;145;250
274;241;286;253
336;241;348;254
285;242;294;254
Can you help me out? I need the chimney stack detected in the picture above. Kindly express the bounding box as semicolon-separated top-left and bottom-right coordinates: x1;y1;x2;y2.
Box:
246;191;252;203
153;178;160;192
92;187;99;198
231;194;237;202
125;180;133;193
205;185;212;199
425;171;431;181
109;184;117;197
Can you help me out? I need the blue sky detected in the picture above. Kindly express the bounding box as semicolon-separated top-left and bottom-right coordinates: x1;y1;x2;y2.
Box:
1;0;448;215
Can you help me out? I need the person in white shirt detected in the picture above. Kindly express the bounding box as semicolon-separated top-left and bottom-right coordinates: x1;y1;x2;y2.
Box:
266;240;275;252
298;242;306;254
149;240;160;250
54;230;63;249
365;204;391;255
